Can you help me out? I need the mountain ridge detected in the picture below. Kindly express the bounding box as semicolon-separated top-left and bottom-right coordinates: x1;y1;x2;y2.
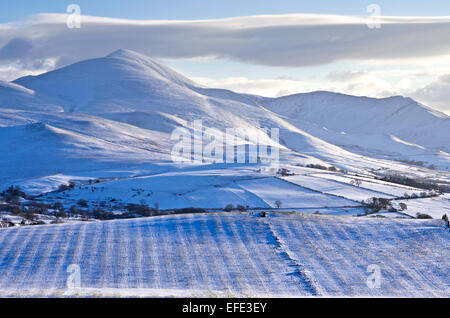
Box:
0;49;448;177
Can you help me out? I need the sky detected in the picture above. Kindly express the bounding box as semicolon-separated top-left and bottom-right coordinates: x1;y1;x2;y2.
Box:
2;0;450;22
1;1;450;114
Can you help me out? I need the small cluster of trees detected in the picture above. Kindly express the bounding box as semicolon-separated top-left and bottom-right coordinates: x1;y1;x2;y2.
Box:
125;203;159;217
172;207;207;214
223;204;248;212
57;181;75;192
416;213;433;219
378;174;449;193
304;163;347;173
126;205;206;216
1;185;26;203
362;197;436;219
0;186;42;222
87;179;100;185
398;160;437;170
0;218;15;228
402;191;438;199
399;159;426;167
77;199;88;207
277;168;295;176
363;197;393;214
305;164;328;171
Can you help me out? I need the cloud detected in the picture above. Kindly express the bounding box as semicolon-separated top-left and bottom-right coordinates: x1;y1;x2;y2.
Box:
0;58;57;81
192;76;319;97
0;38;34;60
0;36;56;81
412;75;450;113
1;13;450;73
326;70;367;82
193;74;393;99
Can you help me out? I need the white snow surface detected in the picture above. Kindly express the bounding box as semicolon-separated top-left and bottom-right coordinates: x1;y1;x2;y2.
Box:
0;213;448;297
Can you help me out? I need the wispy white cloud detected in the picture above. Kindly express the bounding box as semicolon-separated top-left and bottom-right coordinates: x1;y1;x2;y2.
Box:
192;76;316;97
193;74;395;99
412;75;450;113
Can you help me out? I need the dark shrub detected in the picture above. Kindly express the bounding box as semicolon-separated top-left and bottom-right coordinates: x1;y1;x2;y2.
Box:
77;199;88;207
58;184;69;192
364;197;392;213
277;168;295;176
306;164;328;170
174;207;206;214
125;204;156;217
1;185;26;202
416;213;433;219
224;204;233;212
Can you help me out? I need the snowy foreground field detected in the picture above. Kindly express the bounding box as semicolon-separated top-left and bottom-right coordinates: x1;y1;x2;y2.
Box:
0;212;448;297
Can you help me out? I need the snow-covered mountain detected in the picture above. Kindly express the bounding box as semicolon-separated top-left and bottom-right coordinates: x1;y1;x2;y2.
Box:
256;91;450;162
10;49;450;164
2;49;449;298
14;49;200;114
0;49;449;206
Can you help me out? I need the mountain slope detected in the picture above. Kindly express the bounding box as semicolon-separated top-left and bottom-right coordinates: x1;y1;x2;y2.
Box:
11;50;395;170
0;109;173;186
12;50;449;168
0;49;447;195
255;91;450;166
0;81;62;112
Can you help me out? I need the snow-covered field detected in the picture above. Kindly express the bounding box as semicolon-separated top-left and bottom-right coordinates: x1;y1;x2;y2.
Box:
0;213;448;297
310;173;429;197
281;174;396;201
16;163;443;220
394;194;450;219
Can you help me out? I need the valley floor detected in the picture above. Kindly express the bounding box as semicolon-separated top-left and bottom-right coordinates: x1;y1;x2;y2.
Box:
0;212;448;297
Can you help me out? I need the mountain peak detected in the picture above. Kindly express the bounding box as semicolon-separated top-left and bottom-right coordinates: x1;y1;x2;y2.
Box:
103;49;196;87
12;48;199;113
106;49;152;61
